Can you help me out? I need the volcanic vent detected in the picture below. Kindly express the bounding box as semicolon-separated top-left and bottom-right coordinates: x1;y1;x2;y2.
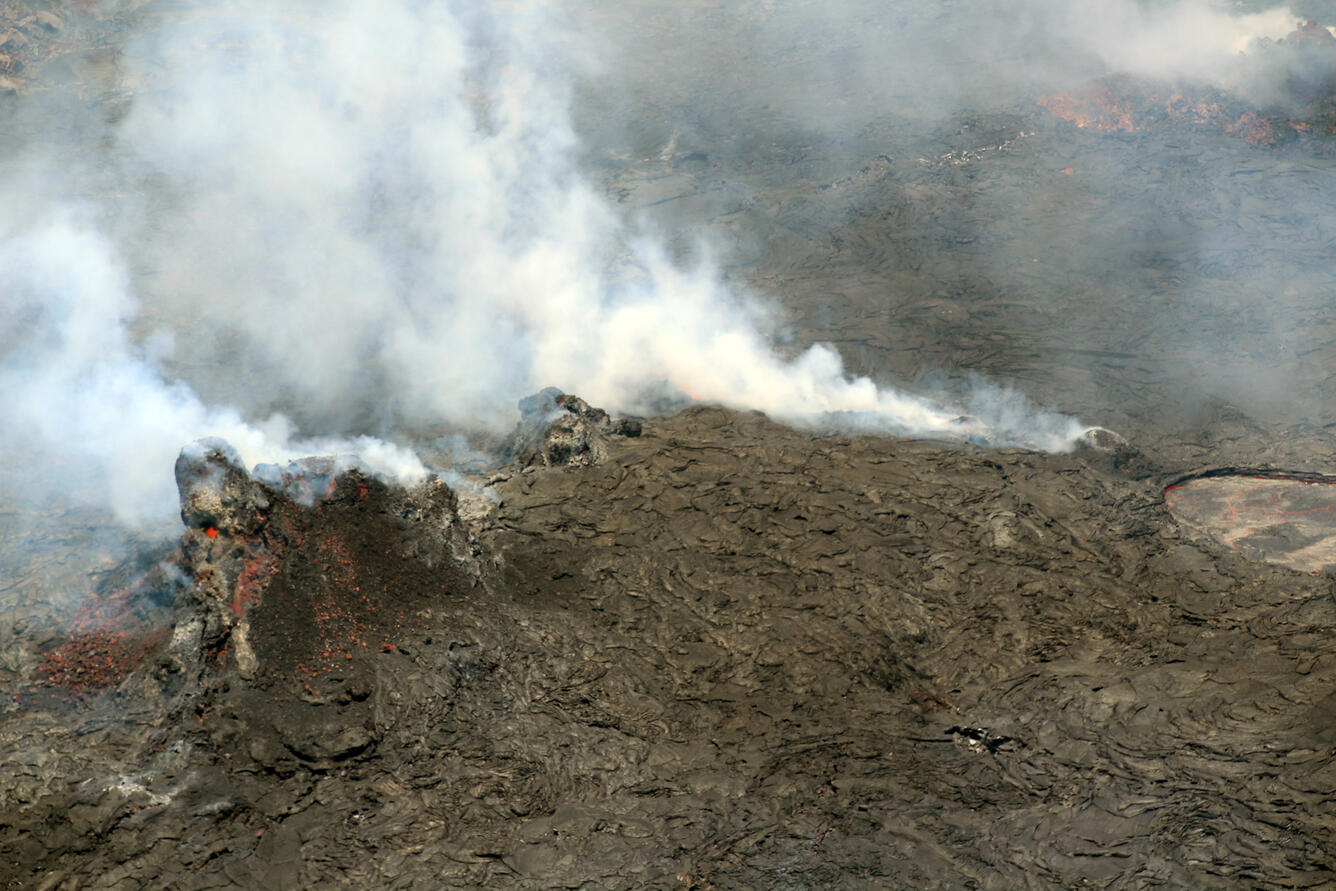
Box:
37;390;648;771
166;437;483;766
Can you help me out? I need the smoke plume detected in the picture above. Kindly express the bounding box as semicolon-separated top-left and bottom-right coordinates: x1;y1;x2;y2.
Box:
1058;0;1324;105
1068;1;1298;74
0;216;426;533
0;0;1096;536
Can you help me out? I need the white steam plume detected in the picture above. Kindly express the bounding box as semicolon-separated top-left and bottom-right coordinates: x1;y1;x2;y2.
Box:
1059;1;1308;98
1072;1;1298;71
0;219;426;533
1;0;1091;534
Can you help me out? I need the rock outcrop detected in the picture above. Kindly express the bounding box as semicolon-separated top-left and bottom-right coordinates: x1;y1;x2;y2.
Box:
506;387;642;469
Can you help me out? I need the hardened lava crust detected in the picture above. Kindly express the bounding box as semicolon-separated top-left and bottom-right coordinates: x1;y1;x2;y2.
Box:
3;402;1336;888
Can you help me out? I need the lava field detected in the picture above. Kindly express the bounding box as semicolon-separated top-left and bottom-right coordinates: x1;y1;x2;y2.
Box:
4;1;1336;889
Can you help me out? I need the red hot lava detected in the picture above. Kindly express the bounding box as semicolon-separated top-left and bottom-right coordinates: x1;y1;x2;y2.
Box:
37;630;161;694
34;563;184;698
1040;23;1336;147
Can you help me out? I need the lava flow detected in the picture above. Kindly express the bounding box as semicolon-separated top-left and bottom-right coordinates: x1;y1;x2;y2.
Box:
1165;472;1336;573
1040;19;1336;146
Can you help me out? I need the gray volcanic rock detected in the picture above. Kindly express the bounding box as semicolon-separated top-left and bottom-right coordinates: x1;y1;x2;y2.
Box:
172;438;276;678
507;387;642;469
174;437;270;538
167;441;480;772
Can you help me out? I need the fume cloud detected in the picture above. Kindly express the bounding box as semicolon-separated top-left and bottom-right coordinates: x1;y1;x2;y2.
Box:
1065;1;1299;79
0;217;426;534
1;0;1093;535
1055;0;1324;107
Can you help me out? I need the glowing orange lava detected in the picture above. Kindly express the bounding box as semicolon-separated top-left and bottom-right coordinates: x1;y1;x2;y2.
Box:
1039;85;1136;132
